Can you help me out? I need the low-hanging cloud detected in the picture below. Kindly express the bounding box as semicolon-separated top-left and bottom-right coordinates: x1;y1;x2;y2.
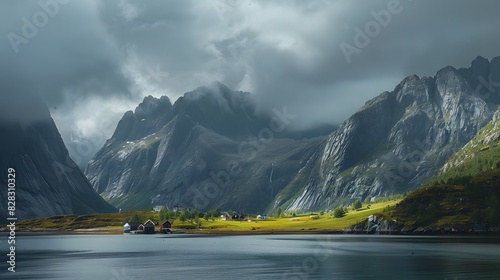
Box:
2;0;500;167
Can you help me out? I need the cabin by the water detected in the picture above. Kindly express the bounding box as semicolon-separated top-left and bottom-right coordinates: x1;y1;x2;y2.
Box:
124;219;172;234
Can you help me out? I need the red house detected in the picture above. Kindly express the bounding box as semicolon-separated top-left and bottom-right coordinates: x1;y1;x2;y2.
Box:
161;220;172;233
143;219;157;234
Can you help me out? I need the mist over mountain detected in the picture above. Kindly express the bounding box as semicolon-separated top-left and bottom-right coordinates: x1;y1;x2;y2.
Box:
0;92;116;221
87;56;500;213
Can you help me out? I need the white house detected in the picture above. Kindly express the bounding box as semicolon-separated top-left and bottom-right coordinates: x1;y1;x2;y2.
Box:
257;215;268;220
123;223;131;233
153;205;165;212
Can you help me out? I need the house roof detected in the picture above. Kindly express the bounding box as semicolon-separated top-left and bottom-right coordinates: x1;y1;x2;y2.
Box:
143;219;157;226
126;222;142;227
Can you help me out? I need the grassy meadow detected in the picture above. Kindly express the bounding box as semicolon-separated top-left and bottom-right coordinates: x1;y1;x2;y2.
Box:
7;199;402;233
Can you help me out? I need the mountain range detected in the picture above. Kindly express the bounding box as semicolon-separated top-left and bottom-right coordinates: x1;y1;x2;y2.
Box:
86;56;500;214
2;56;500;220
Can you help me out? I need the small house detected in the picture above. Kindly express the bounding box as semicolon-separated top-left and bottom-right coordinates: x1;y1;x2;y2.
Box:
230;211;244;220
257;215;268;220
232;213;243;220
124;222;142;233
161;220;172;233
123;223;131;233
143;219;157;234
221;212;232;220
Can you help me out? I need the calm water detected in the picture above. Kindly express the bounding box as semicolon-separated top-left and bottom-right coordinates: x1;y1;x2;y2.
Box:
1;234;500;279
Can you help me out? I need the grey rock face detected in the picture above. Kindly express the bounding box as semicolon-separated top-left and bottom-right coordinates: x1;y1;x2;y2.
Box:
281;56;500;211
0;92;116;221
86;82;326;213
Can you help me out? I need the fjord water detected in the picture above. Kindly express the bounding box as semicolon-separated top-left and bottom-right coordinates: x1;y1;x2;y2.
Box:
2;234;500;279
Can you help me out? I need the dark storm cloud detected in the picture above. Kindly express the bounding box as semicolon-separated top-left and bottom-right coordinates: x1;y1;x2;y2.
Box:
0;0;131;106
2;0;500;165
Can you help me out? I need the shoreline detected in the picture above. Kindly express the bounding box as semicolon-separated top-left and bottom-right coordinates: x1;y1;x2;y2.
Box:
3;227;500;236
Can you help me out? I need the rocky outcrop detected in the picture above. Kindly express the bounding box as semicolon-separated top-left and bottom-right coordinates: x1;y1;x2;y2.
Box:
343;216;500;235
343;216;407;234
0;92;116;221
281;56;500;211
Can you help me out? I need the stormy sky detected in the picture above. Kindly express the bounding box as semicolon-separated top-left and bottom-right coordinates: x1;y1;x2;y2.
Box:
2;0;500;167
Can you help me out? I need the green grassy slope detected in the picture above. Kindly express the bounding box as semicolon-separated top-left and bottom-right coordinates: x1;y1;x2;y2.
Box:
389;168;500;228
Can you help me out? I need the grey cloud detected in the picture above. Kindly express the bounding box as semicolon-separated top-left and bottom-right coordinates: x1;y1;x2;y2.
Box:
1;1;131;106
2;0;500;167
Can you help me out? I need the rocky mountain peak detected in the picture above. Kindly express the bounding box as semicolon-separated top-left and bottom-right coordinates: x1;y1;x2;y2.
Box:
470;56;490;78
181;81;254;114
134;95;172;118
435;66;468;92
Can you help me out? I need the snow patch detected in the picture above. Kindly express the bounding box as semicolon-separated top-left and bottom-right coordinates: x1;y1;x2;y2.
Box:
116;133;161;161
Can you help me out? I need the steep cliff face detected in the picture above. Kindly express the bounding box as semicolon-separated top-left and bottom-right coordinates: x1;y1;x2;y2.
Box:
86;82;326;212
0;92;116;221
438;105;500;180
279;56;500;211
